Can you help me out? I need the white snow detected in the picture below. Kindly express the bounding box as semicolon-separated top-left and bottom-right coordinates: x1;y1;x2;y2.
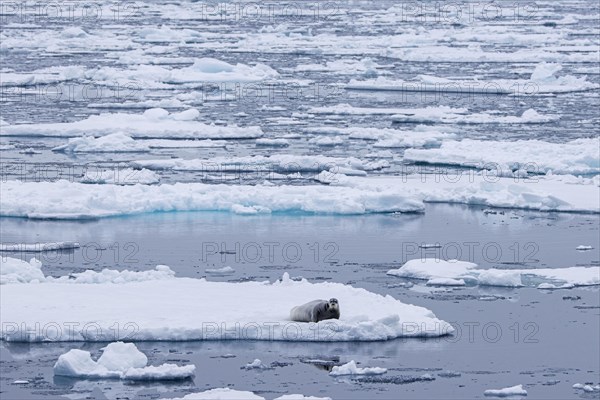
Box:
1;259;175;285
1;108;263;139
403;138;600;175
0;257;45;284
1;265;453;341
388;258;600;288
54;342;195;380
329;360;387;376
53;133;150;153
484;384;528;397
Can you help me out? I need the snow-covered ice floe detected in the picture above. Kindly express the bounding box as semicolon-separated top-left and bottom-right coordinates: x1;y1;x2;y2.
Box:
391;108;558;125
0;261;453;342
347;63;599;95
0;66;85;87
53;133;150;153
2;169;599;219
87;57;279;88
132;155;388;174
54;341;195;380
387;259;600;288
168;388;331;400
309;104;557;124
305;125;456;148
0;179;422;219
403;138;600;175
484;384;528;397
329;360;387;376
0;108;263;139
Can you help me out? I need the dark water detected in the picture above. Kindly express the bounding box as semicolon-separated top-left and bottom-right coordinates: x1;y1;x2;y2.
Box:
1;205;599;399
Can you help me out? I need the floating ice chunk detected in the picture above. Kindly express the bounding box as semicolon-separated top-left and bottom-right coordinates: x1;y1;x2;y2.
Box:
572;383;599;391
347;63;598;95
0;257;44;285
1;109;263;139
55;265;176;284
388;259;479;281
392;108;558;124
0;179;423;219
123;363;197;381
329;360;387;376
242;359;269;370
478;270;523;287
132;155;387;173
169;388;265;400
426;278;466;286
484;384;527;397
144;139;227;149
12;380;28;384
0;242;79;252
274;395;332;400
310;104;467;116
18;148;41;154
205;266;235;275
537;283;575;290
54;342;195;380
53;133;150;153
256;138;290;147
309;136;344;147
388;258;599;288
1;269;453;342
576;245;594;251
403;138;600;175
0;66;85;87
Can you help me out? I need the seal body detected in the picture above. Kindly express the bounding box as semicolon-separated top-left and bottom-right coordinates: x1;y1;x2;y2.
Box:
290;298;340;323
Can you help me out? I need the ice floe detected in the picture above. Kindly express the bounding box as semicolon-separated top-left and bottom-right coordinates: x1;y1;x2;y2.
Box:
484;384;528;397
387;258;600;288
1;108;263;139
132;155;388;174
1;264;453;341
54;342;195;380
329;360;387;376
309;104;557;124
87;58;279;89
167;388;330;400
53;133;150;153
391;108;558;124
0;242;79;252
347;63;599;94
306;125;456;148
403;138;600;175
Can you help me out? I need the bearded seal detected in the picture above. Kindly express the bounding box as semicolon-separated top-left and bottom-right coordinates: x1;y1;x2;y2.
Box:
290;298;340;323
